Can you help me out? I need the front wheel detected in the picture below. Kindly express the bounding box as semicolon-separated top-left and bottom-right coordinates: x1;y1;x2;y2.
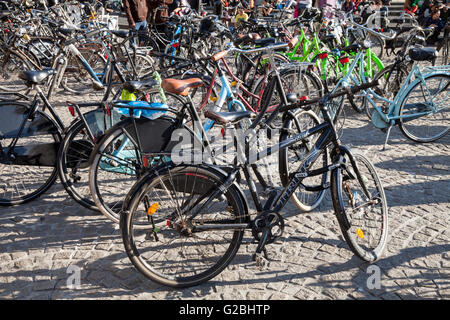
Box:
121;165;246;288
279;110;328;212
331;152;388;262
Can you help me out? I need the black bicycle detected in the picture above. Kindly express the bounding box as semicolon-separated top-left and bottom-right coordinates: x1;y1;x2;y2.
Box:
120;80;389;288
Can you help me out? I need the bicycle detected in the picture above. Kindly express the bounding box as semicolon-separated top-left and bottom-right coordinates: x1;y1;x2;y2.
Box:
334;45;449;149
119;80;388;288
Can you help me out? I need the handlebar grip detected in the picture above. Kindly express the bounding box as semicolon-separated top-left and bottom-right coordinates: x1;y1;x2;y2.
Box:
350;79;379;93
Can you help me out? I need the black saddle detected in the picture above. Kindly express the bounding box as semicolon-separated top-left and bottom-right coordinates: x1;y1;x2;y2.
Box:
58;28;77;36
408;47;437;61
342;43;362;54
19;69;56;85
122;79;159;92
254;38;276;47
320;34;337;43
111;30;129;38
203;110;255;125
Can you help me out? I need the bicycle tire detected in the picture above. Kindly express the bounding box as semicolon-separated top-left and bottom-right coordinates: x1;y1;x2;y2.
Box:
398;74;450;143
278;109;328;212
330;152;388;262
0;102;60;205
0;51;34;94
57;119;97;211
121;164;246;288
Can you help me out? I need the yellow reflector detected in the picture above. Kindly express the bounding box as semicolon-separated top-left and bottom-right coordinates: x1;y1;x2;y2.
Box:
210;96;218;102
356;228;364;239
147;203;159;216
231;81;237;86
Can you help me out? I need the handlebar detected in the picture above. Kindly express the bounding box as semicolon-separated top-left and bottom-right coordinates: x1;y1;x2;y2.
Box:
230;42;289;54
349;14;397;40
279;79;380;112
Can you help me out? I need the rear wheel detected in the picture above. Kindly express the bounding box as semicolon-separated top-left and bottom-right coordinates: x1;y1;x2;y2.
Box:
0;103;60;205
398;74;450;142
0;51;34;94
121;165;246;288
57;119;97;210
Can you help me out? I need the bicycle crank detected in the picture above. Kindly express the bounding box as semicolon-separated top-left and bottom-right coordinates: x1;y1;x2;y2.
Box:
252;211;285;267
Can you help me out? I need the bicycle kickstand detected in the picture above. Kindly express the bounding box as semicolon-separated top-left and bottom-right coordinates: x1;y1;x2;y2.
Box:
252;229;271;270
382;124;393;151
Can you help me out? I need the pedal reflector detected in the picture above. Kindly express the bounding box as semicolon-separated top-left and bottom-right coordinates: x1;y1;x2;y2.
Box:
356;228;364;239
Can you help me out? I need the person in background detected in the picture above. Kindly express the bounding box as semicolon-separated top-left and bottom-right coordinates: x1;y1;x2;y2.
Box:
262;0;273;16
235;6;249;25
424;7;446;43
294;0;312;18
122;0;151;46
341;0;354;12
213;0;225;16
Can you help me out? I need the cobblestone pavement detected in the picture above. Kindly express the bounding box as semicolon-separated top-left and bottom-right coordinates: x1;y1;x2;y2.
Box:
0;83;449;300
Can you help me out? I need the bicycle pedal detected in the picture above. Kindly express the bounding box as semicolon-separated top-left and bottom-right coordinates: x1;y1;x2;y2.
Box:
252;253;268;270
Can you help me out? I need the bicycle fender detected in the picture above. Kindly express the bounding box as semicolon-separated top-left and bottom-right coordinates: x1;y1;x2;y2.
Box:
0;102;61;139
119;163;250;230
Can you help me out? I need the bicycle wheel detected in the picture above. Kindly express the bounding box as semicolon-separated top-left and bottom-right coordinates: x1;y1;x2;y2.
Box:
367;34;384;61
121;164;246;288
61;49;107;100
399;74;450;143
330;152;388;262
0;103;60;205
57;119;97;210
89;93;193;224
278;110;328;212
254;68;323;119
0;51;34;94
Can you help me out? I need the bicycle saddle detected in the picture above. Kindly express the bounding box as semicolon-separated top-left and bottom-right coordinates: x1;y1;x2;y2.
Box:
19;69;56;85
320;34;337;43
58;28;77;36
342;43;362;54
161;78;203;96
235;33;261;45
253;38;276;47
408;47;437;61
203;109;255;125
111;30;129;38
123;79;159;93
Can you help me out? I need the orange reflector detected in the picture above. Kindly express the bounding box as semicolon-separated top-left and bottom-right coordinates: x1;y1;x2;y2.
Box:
356;228;364;239
147;203;159;216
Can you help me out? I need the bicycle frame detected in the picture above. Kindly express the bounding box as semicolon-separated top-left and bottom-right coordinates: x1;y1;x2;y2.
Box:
364;63;450;124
